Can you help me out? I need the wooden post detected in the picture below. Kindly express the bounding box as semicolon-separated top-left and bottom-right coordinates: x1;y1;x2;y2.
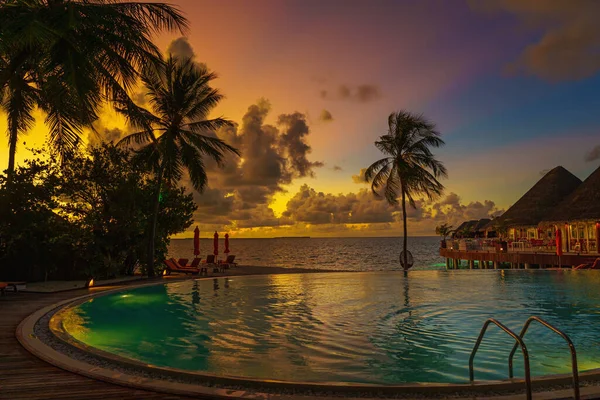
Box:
524;263;530;269
596;222;600;255
493;261;498;269
469;260;474;269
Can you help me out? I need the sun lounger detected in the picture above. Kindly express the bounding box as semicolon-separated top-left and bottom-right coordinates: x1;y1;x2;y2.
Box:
218;255;237;269
200;255;222;274
177;258;189;267
163;259;199;275
0;281;25;295
574;258;600;270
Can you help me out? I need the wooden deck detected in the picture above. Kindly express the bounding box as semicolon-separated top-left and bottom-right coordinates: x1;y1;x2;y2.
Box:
0;283;193;400
440;248;599;268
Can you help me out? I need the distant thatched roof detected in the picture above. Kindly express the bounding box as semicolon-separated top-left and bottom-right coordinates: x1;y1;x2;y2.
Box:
455;220;477;233
541;165;600;224
494;166;582;228
453;218;490;236
473;218;491;232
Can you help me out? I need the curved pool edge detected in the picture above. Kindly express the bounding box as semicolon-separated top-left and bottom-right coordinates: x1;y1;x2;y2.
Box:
16;276;600;399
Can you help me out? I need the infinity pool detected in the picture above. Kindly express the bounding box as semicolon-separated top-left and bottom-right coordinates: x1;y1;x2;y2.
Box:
61;271;600;384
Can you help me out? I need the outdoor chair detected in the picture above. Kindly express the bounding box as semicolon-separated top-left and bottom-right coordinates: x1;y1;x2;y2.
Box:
218;255;237;269
200;255;217;275
177;258;189;267
163;259;199;275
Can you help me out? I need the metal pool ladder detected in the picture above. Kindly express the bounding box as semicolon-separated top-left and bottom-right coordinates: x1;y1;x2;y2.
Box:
468;316;580;400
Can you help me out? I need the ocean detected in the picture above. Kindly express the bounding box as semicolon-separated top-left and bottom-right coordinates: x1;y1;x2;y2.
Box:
168;236;445;271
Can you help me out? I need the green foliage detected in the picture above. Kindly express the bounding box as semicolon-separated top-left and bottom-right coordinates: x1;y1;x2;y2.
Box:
0;0;187;173
435;223;453;239
118;55;239;274
0;144;196;281
365;111;447;271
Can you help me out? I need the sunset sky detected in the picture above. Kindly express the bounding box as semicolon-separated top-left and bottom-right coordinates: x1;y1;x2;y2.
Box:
2;0;600;237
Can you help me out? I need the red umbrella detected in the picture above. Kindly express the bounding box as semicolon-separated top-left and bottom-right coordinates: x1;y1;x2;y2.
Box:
213;231;219;257
224;233;230;254
193;226;200;257
556;228;563;257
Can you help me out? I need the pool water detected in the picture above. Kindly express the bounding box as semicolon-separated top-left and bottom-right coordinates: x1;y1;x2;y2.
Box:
62;271;600;384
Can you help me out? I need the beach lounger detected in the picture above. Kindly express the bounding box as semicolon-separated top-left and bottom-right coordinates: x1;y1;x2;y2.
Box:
200;255;222;274
163;259;200;275
0;281;25;295
177;258;189;267
218;255;237;269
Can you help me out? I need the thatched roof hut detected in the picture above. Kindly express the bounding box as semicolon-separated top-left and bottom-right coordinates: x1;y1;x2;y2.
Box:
541;165;600;224
453;218;491;238
473;218;491;233
494;166;582;229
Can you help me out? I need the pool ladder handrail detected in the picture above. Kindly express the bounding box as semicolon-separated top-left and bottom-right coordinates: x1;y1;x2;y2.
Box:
468;318;532;400
507;316;580;400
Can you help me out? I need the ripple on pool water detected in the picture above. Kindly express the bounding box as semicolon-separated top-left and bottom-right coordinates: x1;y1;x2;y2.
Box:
63;271;600;384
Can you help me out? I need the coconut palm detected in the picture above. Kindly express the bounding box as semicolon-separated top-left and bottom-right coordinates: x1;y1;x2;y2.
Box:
365;111;447;272
118;55;240;275
435;223;454;242
0;0;188;176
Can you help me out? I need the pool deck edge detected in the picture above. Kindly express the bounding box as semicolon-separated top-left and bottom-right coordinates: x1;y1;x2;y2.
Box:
15;274;600;400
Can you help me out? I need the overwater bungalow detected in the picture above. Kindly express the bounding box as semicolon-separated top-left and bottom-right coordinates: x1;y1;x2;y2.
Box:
539;165;600;254
488;166;582;241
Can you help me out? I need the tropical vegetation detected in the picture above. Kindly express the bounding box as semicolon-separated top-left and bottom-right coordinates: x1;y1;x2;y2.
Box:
435;223;454;246
0;0;187;177
365;111;447;272
0;144;196;282
117;55;240;275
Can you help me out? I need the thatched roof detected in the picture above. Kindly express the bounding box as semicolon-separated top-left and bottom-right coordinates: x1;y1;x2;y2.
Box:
473;218;491;232
495;166;582;228
453;218;490;237
455;220;477;233
541;165;600;224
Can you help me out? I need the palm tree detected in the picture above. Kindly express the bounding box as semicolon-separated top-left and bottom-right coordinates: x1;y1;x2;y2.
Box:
365;111;447;273
118;55;240;275
435;223;453;248
0;0;187;177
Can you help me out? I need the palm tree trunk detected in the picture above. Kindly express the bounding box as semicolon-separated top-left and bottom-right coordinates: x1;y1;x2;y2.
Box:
7;121;18;182
401;187;408;276
147;165;164;277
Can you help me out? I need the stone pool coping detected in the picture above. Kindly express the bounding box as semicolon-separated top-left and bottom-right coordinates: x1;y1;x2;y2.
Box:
16;274;600;399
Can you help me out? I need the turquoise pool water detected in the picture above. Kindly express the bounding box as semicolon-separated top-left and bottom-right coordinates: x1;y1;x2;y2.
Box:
63;271;600;384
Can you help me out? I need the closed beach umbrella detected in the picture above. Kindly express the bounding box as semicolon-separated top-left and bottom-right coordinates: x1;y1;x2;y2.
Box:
224;233;230;254
193;226;200;257
213;231;219;256
556;228;563;256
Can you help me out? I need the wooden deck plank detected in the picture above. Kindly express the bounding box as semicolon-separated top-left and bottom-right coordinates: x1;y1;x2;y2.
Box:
0;284;194;400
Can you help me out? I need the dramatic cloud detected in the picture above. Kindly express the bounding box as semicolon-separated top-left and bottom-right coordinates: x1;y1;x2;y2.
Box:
471;1;600;81
352;168;368;184
319;109;334;122
273;186;505;236
278;112;325;178
87;123;125;147
189;99;323;227
167;37;195;59
320;84;382;103
585;145;600;162
282;185;398;225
